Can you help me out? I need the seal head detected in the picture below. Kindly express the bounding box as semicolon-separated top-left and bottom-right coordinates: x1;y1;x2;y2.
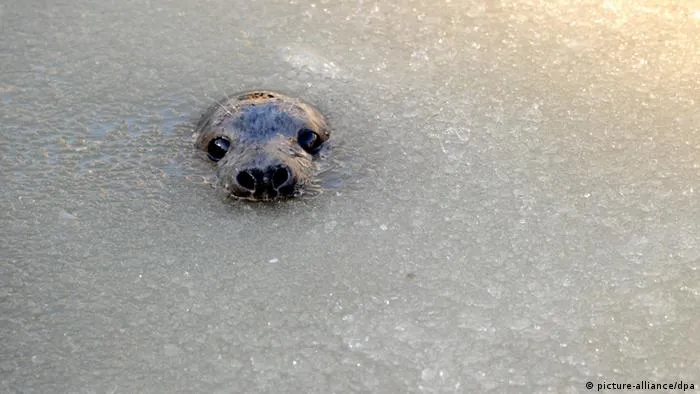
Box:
195;91;330;201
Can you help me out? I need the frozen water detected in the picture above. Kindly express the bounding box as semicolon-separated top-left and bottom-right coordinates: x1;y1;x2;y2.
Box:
2;0;699;392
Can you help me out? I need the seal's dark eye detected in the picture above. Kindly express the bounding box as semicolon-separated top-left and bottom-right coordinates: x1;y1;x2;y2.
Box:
297;128;322;154
207;137;230;162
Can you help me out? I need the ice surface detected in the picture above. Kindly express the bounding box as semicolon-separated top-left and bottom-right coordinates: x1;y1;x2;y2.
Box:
2;0;699;392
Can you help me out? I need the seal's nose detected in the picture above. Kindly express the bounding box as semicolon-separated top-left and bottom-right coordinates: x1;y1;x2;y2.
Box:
235;165;295;199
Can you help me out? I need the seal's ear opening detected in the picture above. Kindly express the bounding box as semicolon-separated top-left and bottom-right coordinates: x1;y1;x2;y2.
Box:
297;128;322;154
207;137;231;161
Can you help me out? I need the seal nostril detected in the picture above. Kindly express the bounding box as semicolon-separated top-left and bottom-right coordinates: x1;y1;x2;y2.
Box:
271;166;290;188
236;170;257;191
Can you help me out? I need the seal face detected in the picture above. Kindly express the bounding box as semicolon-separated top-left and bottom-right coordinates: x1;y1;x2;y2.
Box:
194;90;330;201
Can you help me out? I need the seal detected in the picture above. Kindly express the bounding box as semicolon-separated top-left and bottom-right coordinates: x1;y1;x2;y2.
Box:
194;90;330;201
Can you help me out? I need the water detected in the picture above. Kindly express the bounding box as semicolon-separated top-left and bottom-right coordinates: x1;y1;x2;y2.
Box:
2;0;699;392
